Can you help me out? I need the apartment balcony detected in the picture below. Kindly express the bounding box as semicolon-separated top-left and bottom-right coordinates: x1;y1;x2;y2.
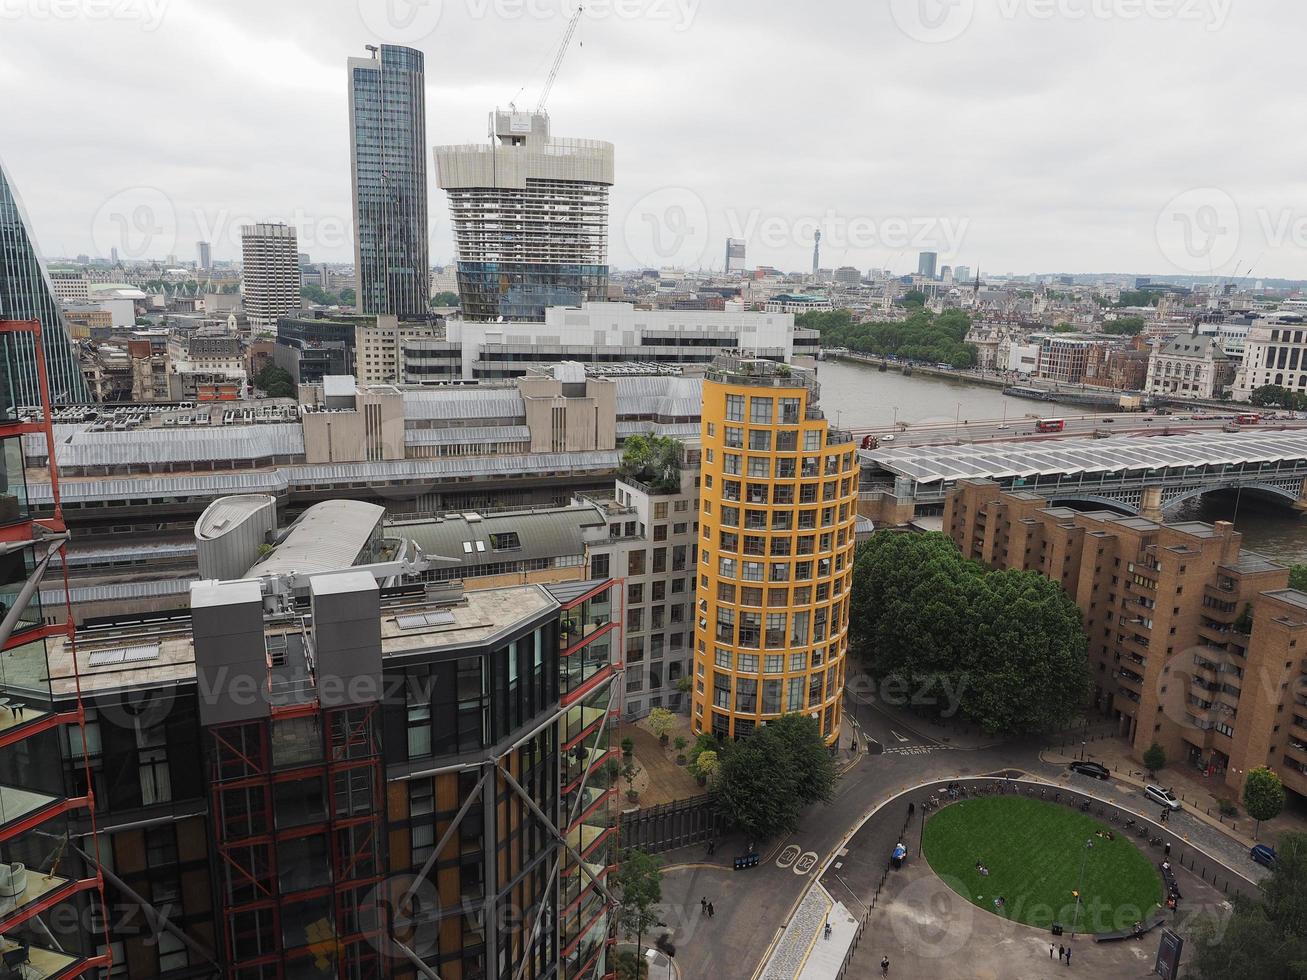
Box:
1117;667;1145;688
0;937;84;980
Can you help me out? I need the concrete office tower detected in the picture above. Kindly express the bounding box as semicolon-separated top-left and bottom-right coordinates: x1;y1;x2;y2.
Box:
348;44;430;316
240;223;300;332
918;250;938;278
811;229;821;277
691;357;860;746
725;238;746;273
196;240;212;271
436;109;614;321
0;156;90;403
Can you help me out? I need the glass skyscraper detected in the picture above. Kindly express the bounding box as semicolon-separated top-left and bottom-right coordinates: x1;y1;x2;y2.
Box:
348;44;430;317
0;156;89;404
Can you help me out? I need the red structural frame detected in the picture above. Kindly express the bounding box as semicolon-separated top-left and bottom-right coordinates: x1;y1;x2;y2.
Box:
0;320;110;973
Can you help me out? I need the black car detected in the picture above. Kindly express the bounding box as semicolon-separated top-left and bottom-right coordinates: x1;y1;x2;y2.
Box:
1069;761;1111;780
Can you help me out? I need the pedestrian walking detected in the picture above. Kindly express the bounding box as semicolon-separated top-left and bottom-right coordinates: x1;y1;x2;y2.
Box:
1066;946;1072;966
1050;943;1055;959
880;955;889;977
824;921;831;940
1058;944;1065;961
1164;841;1171;857
700;897;707;915
707;902;714;918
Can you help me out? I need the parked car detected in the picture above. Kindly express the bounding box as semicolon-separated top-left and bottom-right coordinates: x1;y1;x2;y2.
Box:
1069;760;1111;780
1145;784;1182;811
1251;844;1277;868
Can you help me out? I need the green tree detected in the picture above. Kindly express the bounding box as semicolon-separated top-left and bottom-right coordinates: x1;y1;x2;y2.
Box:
692;749;719;783
1103;316;1145;336
618;436;682;493
1190;832;1307;979
1052;322;1078;333
1143;742;1166;776
1243;767;1286;837
1291;566;1307;592
254;365;295;398
613;849;662;967
647;707;676;745
849;532;1087;735
766;712;836;806
797;307;977;369
712;725;802;842
431;291;460;307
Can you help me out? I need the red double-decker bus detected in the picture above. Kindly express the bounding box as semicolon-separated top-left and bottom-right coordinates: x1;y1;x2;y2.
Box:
1036;418;1066;433
1235;413;1261;425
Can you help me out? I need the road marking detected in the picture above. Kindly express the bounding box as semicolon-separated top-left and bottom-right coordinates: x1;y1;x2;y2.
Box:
794;851;819;876
776;844;800;869
884;744;946;756
889;729;911;743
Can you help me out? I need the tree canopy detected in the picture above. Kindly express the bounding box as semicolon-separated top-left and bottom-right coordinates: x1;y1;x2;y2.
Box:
1243;767;1286;834
1250;385;1307;411
711;713;836;842
1190;832;1307;979
254;365;295;398
430;291;460;307
300;284;354;308
1102;316;1146;336
613;849;662;962
797;308;977;368
849;532;1088;735
618;435;682;493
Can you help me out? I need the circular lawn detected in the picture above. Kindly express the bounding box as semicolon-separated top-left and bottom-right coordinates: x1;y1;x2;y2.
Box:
921;795;1163;935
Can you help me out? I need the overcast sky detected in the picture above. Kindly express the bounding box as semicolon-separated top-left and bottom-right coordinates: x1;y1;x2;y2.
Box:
4;0;1305;279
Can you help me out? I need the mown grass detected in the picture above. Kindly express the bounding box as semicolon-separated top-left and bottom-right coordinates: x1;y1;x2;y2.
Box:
921;795;1163;934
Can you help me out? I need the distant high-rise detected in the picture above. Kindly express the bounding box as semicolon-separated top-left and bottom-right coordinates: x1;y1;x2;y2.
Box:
197;240;212;271
812;229;822;277
954;264;970;284
918;251;938;278
725;238;746;273
348;44;429;316
0;156;90;403
436;109;614;321
241;223;300;332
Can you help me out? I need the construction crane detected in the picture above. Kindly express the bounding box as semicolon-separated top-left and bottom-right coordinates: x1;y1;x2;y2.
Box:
536;6;584;114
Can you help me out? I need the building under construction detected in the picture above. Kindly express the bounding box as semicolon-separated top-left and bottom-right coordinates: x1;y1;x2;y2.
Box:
27;491;621;979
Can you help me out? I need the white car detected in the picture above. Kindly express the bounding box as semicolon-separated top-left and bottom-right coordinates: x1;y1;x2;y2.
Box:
1145;784;1181;811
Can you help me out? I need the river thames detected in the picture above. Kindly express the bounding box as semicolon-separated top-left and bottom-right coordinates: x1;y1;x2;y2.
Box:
815;358;1307;564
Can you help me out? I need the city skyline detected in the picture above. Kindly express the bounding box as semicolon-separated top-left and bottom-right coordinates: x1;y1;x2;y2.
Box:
6;2;1307;278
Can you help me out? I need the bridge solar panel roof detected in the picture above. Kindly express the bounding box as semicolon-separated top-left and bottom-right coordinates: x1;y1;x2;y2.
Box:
864;432;1307;484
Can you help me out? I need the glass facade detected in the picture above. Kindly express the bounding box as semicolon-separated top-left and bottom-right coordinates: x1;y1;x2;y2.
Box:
0;160;90;404
455;260;609;323
349;45;430;317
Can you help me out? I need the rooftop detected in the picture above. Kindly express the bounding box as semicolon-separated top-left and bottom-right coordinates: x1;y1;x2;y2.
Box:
868;431;1307;484
246;499;385;578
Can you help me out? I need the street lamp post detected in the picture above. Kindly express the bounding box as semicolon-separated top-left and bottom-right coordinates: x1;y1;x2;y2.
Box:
1071;839;1093;939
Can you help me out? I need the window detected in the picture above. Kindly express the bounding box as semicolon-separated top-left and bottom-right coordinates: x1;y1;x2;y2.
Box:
736;678;758;712
737;653;758;673
742;561;764;581
765;654;784;673
629;551;646;575
628;582;644;604
654;502;669;519
777;429;798;451
787;677;804;711
589;553;610;578
804;430;821;451
780;398;801;424
715;647;733;668
763;679;782;714
719;556;737;579
747;456;771;478
789;651;807;671
489;531;521;551
748;429;771;451
725;394;745;421
750;397;773;424
724;453;741;475
725;426;743;448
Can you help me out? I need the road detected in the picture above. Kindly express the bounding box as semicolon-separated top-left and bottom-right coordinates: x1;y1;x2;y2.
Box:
658;702;1265;980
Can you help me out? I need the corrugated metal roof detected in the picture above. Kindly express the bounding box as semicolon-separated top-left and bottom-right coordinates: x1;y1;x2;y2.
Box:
40;578;193;605
402;387;525;422
391;504;607;567
28;450;625;504
614;376;703;418
247;499;385;578
41;423;304;467
196;494;277;539
405;425;531;447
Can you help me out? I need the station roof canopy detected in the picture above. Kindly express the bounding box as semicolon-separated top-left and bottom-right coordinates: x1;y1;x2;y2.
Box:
862;432;1307;485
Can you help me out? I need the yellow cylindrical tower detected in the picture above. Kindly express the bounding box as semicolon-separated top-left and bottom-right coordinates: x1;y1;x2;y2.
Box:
691;357;859;747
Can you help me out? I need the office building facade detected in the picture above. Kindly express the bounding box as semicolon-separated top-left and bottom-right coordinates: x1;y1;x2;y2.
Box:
691;358;859;746
241;224;301;333
917;251;938;279
436;110;614;322
348;45;430;317
0;159;90;403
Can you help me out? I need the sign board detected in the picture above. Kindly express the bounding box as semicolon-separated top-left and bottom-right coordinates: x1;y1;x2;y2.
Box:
1154;928;1183;979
